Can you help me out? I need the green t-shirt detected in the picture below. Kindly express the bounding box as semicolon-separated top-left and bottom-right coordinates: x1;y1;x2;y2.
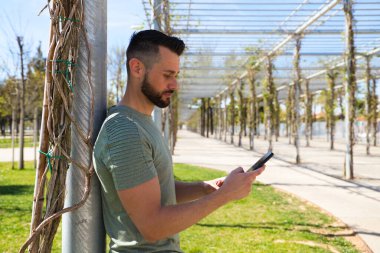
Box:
93;105;182;253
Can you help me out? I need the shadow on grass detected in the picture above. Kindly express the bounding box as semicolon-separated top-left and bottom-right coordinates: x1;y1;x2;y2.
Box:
196;222;354;237
0;185;34;195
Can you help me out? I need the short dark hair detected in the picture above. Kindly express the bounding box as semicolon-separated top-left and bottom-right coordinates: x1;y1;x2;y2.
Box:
126;30;185;75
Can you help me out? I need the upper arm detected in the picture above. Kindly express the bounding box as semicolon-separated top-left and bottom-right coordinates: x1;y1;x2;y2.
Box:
117;176;161;241
104;117;157;190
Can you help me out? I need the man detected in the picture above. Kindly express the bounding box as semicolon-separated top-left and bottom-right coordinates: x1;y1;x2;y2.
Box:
93;30;265;252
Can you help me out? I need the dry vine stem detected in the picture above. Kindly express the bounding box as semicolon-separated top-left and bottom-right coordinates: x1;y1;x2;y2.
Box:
20;0;95;252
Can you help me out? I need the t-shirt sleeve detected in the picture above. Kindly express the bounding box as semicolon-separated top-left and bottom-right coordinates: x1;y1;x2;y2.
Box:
104;117;157;190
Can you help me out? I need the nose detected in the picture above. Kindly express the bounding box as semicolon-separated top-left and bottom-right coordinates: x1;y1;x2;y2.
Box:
169;78;179;91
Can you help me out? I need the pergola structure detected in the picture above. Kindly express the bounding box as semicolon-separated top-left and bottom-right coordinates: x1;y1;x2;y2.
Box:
143;0;379;178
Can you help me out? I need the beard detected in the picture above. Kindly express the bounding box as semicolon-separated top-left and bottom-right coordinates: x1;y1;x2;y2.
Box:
141;74;174;108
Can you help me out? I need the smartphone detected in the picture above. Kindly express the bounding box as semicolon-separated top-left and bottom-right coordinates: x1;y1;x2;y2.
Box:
247;151;274;172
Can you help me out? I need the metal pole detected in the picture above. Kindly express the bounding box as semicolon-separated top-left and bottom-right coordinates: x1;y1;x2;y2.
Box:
62;0;107;252
152;0;163;131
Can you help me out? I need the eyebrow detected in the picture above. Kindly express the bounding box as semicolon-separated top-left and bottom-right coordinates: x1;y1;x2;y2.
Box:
163;70;180;76
163;70;179;74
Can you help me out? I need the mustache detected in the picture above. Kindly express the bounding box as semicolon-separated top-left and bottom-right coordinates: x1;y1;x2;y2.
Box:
162;90;175;95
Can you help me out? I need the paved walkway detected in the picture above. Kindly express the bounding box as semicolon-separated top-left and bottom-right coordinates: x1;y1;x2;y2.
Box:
0;147;36;162
173;130;380;252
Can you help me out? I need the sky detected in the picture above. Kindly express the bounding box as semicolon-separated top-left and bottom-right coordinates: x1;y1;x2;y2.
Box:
0;0;147;80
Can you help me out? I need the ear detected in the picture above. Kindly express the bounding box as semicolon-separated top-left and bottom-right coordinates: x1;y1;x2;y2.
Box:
129;58;145;79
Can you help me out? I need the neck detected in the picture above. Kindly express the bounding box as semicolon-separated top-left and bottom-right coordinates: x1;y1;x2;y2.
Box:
118;82;154;116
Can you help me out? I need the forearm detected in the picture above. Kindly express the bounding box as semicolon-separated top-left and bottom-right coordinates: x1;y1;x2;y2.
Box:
119;168;263;243
175;181;208;203
146;189;229;241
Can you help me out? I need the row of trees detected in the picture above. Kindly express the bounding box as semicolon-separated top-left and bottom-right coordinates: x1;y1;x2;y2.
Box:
0;39;128;170
188;57;378;156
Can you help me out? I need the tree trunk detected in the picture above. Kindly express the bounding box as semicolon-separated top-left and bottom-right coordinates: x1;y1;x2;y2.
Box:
322;91;330;142
304;79;312;147
248;70;257;150
206;98;210;138
218;96;223;140
372;78;378;146
213;97;218;139
338;88;345;120
310;95;314;140
312;101;317;140
265;56;274;151
17;36;26;170
343;0;356;179
238;79;245;147
293;37;301;164
11;109;16;169
243;100;247;137
365;56;372;155
273;87;280;142
256;97;260;137
210;106;214;135
224;93;228;142
201;98;206;137
326;70;337;150
286;85;294;144
229;88;235;144
208;98;213;136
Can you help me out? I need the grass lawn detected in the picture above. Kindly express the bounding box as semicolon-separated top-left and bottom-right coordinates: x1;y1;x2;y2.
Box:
0;162;359;252
0;162;61;253
175;163;359;253
0;137;36;148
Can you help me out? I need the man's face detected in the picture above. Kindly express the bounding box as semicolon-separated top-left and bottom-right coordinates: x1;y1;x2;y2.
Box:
140;46;180;108
141;73;173;108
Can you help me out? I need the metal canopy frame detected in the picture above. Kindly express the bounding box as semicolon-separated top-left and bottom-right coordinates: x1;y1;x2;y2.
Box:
142;0;380;122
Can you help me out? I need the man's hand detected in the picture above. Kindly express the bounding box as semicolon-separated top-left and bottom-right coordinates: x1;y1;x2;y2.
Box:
218;165;265;201
118;165;266;242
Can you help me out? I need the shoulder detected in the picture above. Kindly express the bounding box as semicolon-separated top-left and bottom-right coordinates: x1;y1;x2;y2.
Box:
103;112;153;152
94;111;141;152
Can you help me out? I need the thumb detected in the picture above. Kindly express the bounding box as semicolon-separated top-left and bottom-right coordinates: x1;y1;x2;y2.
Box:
246;165;266;177
230;167;244;174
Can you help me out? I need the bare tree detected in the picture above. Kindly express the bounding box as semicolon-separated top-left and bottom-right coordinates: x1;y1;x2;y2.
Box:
326;70;338;150
237;79;245;147
264;56;275;152
343;0;357;179
304;79;312;147
200;98;206;136
15;36;27;169
247;69;257;150
108;46;126;104
372;78;378;146
364;56;373;154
